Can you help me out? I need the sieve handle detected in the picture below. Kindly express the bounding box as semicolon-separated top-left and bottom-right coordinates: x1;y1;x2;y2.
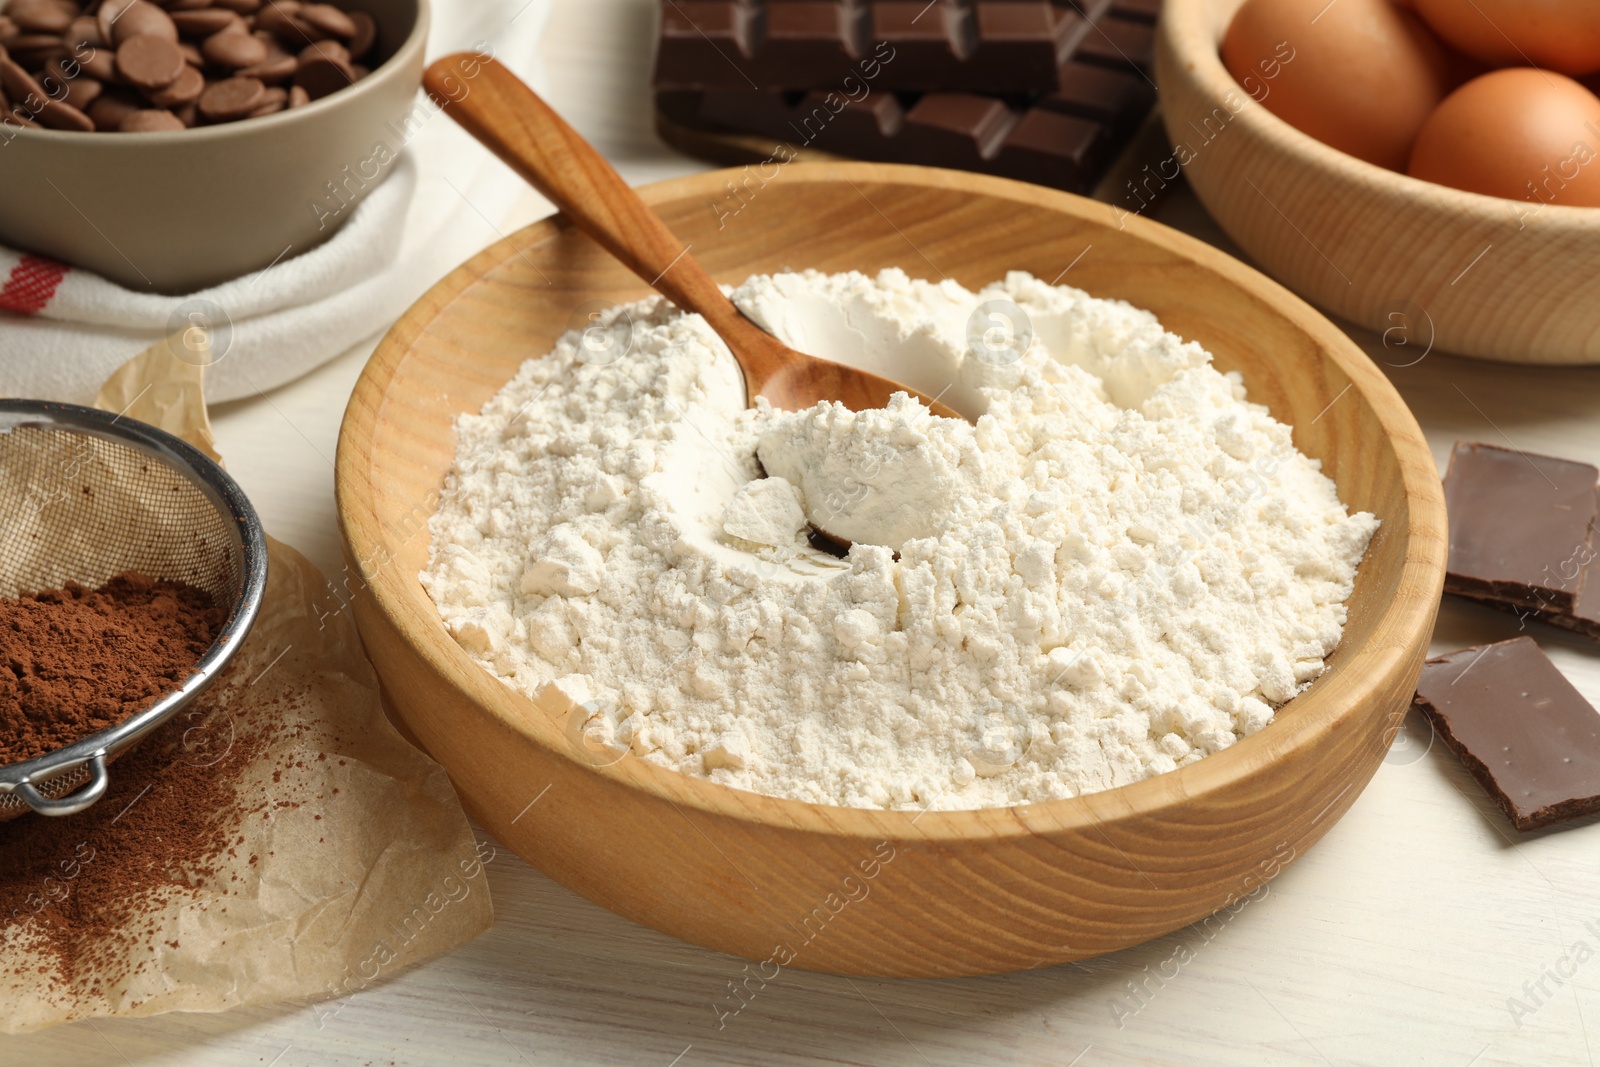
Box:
14;752;110;816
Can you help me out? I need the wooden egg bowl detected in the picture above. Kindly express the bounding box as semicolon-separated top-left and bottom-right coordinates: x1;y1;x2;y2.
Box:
1157;0;1600;365
336;163;1446;978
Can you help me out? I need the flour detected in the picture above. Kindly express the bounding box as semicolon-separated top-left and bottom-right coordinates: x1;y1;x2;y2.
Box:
421;269;1379;811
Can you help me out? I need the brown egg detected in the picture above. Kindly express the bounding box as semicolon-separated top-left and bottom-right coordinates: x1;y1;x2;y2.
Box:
1222;0;1455;171
1413;0;1600;77
1408;68;1600;207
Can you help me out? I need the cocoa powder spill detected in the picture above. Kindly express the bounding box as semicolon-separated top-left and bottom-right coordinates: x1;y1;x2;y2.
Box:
0;571;225;765
0;695;263;988
0;570;243;990
0;675;321;991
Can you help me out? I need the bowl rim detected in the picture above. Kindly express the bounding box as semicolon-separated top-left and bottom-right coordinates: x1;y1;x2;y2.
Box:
1163;0;1600;228
337;161;1447;845
2;0;430;145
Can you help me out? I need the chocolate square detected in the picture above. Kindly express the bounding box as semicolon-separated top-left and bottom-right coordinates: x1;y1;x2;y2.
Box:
993;106;1107;191
899;92;1015;166
1414;637;1600;832
757;1;864;86
1042;59;1154;141
1077;14;1155;74
655;1;759;88
965;2;1085;88
1443;442;1598;616
868;0;965;87
1110;0;1162;23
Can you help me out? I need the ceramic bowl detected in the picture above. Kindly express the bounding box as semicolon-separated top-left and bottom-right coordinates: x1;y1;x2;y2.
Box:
0;0;427;293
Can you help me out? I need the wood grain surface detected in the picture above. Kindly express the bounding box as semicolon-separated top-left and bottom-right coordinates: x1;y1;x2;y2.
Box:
1158;0;1600;365
334;162;1447;977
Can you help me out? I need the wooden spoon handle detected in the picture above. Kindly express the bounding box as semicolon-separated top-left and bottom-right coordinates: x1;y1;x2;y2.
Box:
422;54;742;336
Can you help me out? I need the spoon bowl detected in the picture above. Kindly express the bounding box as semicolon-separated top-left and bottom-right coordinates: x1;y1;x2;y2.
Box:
421;53;964;422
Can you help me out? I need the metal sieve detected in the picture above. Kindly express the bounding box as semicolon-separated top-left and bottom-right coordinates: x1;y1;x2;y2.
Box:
0;399;267;818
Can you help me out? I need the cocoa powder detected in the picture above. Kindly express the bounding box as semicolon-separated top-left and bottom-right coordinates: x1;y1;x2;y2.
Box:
0;572;224;765
0;681;267;987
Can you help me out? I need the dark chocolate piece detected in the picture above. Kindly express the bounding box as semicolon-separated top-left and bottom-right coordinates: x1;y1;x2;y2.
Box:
1042;59;1154;142
680;83;1125;194
654;1;756;89
1413;637;1600;832
1454;498;1600;642
651;0;1113;93
1108;0;1161;24
1443;441;1598;615
962;3;1086;90
1075;13;1154;75
759;2;868;88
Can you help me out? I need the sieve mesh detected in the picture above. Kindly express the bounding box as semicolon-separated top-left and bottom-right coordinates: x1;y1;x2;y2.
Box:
0;402;265;817
0;425;241;603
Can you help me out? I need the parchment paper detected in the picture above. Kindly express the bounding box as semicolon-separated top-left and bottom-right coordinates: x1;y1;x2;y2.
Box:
0;340;493;1033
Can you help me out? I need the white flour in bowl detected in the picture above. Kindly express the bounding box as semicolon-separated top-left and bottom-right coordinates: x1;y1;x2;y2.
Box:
421;269;1378;811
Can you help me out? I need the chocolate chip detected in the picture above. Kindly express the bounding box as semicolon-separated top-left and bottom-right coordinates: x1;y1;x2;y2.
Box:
346;9;374;59
60;72;103;109
146;61;204;106
299;3;356;38
97;0;136;48
8;34;68;68
64;15;106;51
36;96;93;131
116;33;185;91
104;0;180;47
203;28;269;68
0;54;46;109
78;43;118;82
298;38;348;66
43;57;103;109
172;10;244;38
118;107;184;131
108;1;179;47
86;87;140;129
197;73;264;119
4;0;379;132
248;84;287;116
293;54;350;99
237;37;296;82
257;1;317;44
7;0;75;36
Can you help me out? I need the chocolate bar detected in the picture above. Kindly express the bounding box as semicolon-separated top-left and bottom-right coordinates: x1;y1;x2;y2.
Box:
661;50;1154;195
653;0;1160;198
1443;441;1598;616
653;0;1155;94
1413;637;1600;832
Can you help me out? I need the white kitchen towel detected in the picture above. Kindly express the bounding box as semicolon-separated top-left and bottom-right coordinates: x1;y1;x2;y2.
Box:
0;0;552;405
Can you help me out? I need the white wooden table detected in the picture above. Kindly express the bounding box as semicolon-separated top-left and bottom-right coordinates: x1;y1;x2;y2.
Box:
12;2;1600;1064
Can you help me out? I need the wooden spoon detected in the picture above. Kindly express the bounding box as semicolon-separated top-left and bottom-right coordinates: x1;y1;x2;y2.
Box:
421;54;962;421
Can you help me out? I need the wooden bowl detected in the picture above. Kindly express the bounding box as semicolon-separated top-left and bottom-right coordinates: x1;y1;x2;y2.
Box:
336;162;1446;977
1156;0;1600;365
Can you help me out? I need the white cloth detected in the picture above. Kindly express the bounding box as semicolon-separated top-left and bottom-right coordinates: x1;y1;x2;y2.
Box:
0;0;552;404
